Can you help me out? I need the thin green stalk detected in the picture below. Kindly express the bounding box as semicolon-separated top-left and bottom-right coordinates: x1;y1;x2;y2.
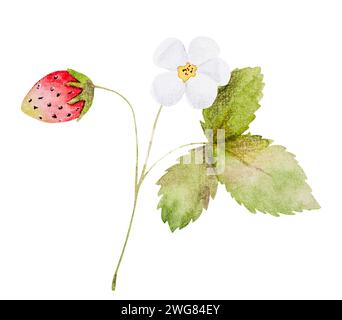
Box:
95;85;139;189
111;105;163;291
142;142;207;180
89;92;203;291
139;106;163;184
111;194;138;291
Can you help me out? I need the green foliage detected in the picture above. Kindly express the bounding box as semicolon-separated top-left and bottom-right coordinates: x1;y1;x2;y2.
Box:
219;135;320;215
202;67;264;140
157;67;319;231
157;148;218;232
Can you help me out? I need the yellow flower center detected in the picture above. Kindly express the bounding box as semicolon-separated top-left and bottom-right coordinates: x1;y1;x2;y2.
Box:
177;63;197;82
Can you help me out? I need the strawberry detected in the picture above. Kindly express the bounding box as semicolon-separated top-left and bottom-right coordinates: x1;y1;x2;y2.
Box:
21;69;94;123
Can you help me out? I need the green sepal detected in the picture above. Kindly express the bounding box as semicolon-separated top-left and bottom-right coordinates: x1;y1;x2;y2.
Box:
67;69;95;121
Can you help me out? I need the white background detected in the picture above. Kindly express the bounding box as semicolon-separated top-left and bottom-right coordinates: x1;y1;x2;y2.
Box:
0;0;341;300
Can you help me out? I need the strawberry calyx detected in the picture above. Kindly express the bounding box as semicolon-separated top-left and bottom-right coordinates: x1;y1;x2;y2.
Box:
67;69;95;121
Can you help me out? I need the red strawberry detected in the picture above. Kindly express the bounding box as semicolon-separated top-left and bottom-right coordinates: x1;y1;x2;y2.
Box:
21;69;94;123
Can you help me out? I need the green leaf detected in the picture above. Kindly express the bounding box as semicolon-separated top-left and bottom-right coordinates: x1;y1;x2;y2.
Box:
218;135;320;216
157;147;218;232
202;67;264;140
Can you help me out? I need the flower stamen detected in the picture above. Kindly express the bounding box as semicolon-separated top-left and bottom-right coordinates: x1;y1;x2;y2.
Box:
177;63;197;82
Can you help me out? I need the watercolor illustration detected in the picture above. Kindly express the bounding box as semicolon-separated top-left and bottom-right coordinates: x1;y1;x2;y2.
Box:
21;37;320;291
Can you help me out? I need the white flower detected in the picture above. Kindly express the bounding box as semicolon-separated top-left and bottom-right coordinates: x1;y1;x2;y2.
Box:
152;37;230;109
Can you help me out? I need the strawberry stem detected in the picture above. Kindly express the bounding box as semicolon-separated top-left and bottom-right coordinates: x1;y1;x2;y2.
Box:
94;85;139;189
111;105;163;291
95;85;164;291
90;90;207;291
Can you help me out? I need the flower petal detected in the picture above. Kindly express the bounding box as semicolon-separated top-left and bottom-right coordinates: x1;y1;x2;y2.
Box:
198;58;231;86
185;74;218;109
188;37;220;66
152;72;185;106
153;38;188;70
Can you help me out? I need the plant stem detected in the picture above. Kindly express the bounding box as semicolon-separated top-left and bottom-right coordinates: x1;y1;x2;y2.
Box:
91;90;204;291
111;105;163;291
142;142;207;180
112;193;139;291
139;106;163;184
94;84;141;291
94;85;139;188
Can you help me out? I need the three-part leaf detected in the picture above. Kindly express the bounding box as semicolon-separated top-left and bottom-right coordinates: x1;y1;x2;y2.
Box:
157;148;218;232
157;66;319;231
